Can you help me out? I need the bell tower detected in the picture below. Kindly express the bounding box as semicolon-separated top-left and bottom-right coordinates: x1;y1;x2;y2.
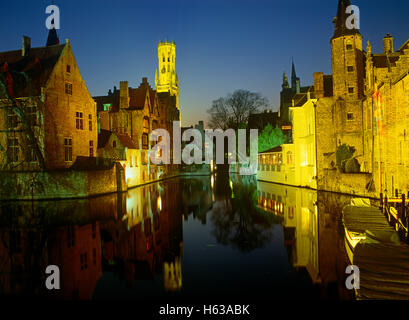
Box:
155;41;179;108
331;0;364;100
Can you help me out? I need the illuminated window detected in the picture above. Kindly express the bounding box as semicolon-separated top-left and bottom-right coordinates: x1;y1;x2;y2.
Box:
142;133;149;149
7;138;19;163
65;82;72;95
143;117;149;130
64;138;72;162
103;103;111;111
287;151;293;164
88;114;92;131
89;140;94;157
76;112;83;130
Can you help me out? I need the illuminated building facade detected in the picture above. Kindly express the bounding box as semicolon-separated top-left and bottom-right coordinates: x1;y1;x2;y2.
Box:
0;35;98;170
155;41;179;110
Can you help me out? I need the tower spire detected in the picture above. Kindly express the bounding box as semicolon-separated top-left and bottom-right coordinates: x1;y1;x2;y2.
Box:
46;19;60;46
291;59;296;85
332;0;360;39
282;72;289;89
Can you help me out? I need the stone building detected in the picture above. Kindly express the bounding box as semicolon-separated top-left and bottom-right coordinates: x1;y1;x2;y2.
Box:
0;33;97;170
312;0;372;196
314;0;409;197
94;42;180;187
94;77;164;186
363;36;409;197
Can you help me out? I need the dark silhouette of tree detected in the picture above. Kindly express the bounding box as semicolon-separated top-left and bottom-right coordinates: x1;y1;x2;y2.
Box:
207;89;268;130
210;178;282;252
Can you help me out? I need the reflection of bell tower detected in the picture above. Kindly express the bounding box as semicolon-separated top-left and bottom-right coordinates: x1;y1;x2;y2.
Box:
155;41;179;109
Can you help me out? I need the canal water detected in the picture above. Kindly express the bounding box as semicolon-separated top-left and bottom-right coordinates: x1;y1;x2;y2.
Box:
0;173;354;300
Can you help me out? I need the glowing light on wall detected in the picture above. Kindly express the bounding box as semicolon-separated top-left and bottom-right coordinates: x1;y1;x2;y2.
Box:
157;196;162;211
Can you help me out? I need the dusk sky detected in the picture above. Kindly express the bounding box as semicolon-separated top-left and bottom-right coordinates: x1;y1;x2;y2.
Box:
1;0;409;126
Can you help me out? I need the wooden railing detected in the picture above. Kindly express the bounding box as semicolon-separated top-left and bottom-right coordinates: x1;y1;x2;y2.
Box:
380;193;409;243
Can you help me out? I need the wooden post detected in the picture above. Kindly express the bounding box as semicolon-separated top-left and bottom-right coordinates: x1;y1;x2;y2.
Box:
384;194;388;216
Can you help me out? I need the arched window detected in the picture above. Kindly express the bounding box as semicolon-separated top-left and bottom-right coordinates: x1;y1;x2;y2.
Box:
287;151;293;164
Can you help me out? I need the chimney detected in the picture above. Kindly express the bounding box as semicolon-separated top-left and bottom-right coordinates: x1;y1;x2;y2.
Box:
313;72;324;98
22;35;31;56
142;77;148;84
120;81;129;109
383;34;394;54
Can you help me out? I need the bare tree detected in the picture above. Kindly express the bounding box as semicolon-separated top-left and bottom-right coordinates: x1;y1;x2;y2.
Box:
0;68;46;170
207;89;268;130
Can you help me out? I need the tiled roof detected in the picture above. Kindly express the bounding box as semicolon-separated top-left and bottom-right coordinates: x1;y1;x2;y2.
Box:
94;94;119;112
372;54;400;68
260;146;283;154
0;44;65;97
129;87;146;109
97;129;112;149
116;133;138;149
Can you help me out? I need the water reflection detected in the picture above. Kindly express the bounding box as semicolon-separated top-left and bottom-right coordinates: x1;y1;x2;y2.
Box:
0;175;354;300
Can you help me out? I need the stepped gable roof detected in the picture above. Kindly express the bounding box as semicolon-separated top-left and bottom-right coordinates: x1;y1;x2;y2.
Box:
398;39;409;52
0;44;65;98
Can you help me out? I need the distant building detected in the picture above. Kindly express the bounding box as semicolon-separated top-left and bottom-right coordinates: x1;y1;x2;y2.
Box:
279;61;311;127
0;32;97;170
248;110;279;132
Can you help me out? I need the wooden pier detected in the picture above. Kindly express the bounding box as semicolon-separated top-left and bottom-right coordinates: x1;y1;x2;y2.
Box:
342;197;409;300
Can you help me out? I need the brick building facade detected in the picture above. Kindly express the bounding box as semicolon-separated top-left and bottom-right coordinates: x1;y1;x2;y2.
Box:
0;35;97;170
